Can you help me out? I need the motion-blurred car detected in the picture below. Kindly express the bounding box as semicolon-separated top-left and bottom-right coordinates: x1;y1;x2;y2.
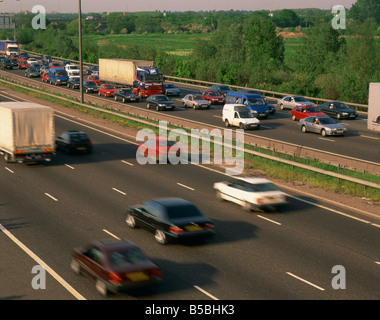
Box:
126;197;215;244
146;95;175;111
71;239;162;296
318;101;358;120
197;90;225;105
67;76;80;89
299;116;347;136
98;84;117;97
182;94;211;110
114;88;139;103
278;95;316;110
213;176;289;211
163;83;180;96
136;137;182;163
209;84;234;97
25;67;40;78
290;105;327;121
83;80;98;93
55;130;93;154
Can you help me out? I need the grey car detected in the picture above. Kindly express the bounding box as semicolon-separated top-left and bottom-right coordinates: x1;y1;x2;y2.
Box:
299;116;347;136
182;94;211;110
278;95;315;110
318;101;358;120
25;67;41;78
163;83;181;96
209;84;234;97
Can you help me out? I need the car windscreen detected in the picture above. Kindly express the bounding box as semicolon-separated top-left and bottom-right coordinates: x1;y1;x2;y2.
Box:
55;71;67;76
84;81;96;86
143;74;164;83
120;90;132;94
246;183;279;192
247;98;265;105
294;97;308;102
306;107;320;113
318;117;336;125
219;86;231;91
104;85;115;89
239;112;253;118
166;204;203;219
109;248;148;267
156;96;169;101
334;103;349;109
208;91;219;96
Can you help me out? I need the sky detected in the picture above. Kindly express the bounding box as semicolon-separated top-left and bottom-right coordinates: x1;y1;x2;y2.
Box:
0;0;358;13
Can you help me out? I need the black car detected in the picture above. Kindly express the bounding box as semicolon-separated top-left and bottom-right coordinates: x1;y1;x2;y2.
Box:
87;65;99;75
25;67;41;78
0;58;13;70
209;84;234;97
67;76;80;89
55;130;93;154
83;80;98;93
42;55;52;64
10;57;18;68
126;198;216;244
318;101;358;120
146;95;175;111
114;88;139;103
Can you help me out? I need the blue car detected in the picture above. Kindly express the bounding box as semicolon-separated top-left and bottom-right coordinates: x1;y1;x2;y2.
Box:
48;68;68;86
225;92;270;119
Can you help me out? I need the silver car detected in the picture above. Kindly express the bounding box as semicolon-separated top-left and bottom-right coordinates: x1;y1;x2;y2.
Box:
299;116;347;136
182;94;211;110
278;95;315;110
163;83;180;96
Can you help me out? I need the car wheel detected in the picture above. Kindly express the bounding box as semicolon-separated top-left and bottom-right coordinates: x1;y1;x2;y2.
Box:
70;259;81;275
156;105;160;111
155;230;167;245
114;96;118;101
321;129;327;137
301;125;307;133
291;115;296;121
95;278;108;297
125;214;136;228
122;98;126;103
239;122;245;129
193;104;196;110
98;91;101;96
225;119;230;127
146;103;150;109
280;104;284;110
85;89;88;93
337;113;341;120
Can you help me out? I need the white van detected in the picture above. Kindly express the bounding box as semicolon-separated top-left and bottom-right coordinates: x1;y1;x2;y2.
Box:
222;104;261;130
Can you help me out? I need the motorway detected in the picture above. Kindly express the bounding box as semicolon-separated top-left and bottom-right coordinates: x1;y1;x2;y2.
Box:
1;65;380;167
0;89;379;301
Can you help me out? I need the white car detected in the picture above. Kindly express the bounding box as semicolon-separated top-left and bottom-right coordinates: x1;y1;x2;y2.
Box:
182;94;211;110
27;57;39;65
213;176;289;211
277;96;315;110
65;64;79;76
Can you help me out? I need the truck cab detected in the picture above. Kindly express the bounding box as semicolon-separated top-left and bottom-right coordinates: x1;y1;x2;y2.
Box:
134;65;164;98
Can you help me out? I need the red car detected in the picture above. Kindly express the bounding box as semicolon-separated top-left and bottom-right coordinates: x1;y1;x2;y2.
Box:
290;105;327;121
41;71;49;82
71;239;162;296
49;62;61;68
137;137;182;164
197;90;225;105
87;74;99;84
98;84;117;97
18;59;30;69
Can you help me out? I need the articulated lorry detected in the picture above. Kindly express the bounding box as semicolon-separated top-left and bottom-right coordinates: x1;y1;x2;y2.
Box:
0;102;55;163
368;82;380;132
0;40;19;57
99;59;164;98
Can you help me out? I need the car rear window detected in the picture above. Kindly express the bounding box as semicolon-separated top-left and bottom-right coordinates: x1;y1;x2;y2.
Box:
167;204;203;219
70;133;89;142
109;249;148;267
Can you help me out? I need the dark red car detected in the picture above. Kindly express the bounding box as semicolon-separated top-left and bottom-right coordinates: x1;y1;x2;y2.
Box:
197;90;225;105
98;83;117;97
18;59;30;69
137;137;182;164
71;239;162;296
49;62;61;68
41;71;49;82
87;74;99;84
290;105;327;121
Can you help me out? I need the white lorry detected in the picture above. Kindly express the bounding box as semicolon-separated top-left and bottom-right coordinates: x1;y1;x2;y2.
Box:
368;83;380;132
0;102;55;163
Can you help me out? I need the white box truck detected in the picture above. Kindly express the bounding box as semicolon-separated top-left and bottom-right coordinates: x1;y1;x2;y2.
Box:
99;58;164;98
0;102;55;163
368;83;380;132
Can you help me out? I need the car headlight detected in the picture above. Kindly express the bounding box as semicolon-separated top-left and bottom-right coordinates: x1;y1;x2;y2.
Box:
251;110;258;114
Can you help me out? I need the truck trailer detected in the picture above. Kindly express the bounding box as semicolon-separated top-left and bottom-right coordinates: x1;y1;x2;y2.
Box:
0;102;55;163
0;40;19;57
99;58;164;98
368;83;380;132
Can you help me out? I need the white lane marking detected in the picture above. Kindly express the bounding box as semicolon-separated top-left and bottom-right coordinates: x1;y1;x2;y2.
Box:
318;137;335;142
65;164;75;170
257;215;281;225
213;115;222;118
103;229;121;240
286;272;325;291
0;223;86;300
112;187;127;195
45;193;58;201
5;167;14;173
193;285;219;300
121;160;134;166
177;183;195;191
371;223;380;228
360;135;379;140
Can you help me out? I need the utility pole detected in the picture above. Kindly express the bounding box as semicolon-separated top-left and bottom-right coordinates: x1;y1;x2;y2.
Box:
78;0;84;103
